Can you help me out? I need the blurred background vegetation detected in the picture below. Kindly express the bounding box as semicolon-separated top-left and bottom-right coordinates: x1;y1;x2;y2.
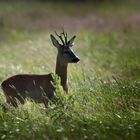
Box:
0;0;140;140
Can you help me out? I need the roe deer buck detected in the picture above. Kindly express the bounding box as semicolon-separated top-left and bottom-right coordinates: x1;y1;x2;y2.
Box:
1;31;80;110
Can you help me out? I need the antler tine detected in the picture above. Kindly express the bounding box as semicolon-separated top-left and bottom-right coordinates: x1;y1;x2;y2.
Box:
55;31;65;45
62;29;67;44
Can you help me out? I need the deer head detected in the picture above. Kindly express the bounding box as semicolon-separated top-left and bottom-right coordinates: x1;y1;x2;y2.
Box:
50;30;80;64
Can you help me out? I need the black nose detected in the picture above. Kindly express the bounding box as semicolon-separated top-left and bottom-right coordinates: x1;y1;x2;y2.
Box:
72;57;80;63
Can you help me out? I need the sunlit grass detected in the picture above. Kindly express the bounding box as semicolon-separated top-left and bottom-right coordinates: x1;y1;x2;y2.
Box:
0;28;139;140
0;1;140;140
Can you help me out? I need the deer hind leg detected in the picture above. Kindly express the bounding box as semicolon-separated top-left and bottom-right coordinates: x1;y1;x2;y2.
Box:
7;93;26;106
2;95;26;112
2;96;18;112
7;96;18;108
2;90;25;112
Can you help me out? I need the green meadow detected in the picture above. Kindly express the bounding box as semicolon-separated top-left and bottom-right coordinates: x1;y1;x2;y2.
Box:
0;1;140;140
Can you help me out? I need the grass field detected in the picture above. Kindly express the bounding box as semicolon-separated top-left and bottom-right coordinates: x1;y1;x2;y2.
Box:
0;1;140;140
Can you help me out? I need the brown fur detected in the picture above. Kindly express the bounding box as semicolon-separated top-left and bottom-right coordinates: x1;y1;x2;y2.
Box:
1;74;54;108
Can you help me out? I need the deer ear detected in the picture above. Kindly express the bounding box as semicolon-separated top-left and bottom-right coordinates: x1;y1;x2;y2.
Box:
67;35;76;47
50;34;60;48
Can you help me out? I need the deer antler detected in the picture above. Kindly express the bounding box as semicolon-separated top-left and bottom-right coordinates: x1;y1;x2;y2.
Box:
55;31;65;45
62;29;67;44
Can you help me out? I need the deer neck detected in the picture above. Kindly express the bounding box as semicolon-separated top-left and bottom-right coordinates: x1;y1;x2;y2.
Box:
55;55;68;92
